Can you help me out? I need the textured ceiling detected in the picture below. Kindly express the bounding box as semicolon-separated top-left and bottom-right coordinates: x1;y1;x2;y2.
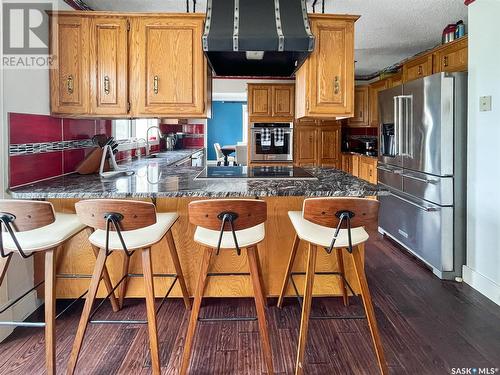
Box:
82;0;469;77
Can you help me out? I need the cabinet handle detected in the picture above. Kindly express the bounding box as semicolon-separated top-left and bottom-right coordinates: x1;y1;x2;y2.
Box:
306;99;309;110
334;76;340;94
443;56;449;67
418;65;423;75
103;76;110;95
67;75;74;94
359;111;363;118
153;75;159;94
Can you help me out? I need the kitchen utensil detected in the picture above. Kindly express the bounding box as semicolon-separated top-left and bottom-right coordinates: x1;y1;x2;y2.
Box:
92;134;108;148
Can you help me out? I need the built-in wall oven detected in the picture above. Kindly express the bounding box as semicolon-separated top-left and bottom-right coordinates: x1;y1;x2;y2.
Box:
250;122;293;162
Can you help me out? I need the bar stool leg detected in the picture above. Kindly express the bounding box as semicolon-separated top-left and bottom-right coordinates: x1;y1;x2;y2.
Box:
180;247;214;375
86;228;120;313
277;234;300;308
0;253;13;287
67;248;108;375
118;252;130;309
295;243;317;375
165;229;191;310
252;243;268;305
44;248;56;375
247;246;274;375
336;248;349;306
142;247;161;375
350;244;388;375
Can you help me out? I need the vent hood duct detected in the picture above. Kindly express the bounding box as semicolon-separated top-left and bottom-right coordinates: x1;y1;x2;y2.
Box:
203;0;315;77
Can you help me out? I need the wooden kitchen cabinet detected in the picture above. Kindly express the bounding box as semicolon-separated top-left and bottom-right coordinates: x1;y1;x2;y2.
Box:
388;72;403;88
89;17;129;115
130;15;208;117
358;155;378;184
294;120;341;167
403;53;434;82
294;126;318;166
318;125;341;167
295;15;358;119
434;37;468;73
248;83;294;121
368;79;388;127
50;16;90;115
347;86;369;127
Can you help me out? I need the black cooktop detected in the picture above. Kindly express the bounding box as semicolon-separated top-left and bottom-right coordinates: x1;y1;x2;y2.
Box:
194;166;317;180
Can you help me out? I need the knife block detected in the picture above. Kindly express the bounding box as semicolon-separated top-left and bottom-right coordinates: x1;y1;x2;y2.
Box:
75;147;109;174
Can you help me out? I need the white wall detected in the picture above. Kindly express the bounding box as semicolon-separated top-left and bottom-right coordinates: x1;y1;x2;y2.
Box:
212;77;294;101
0;0;73;341
464;0;500;305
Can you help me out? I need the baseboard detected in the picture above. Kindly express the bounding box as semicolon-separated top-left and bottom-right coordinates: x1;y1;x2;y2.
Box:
463;265;500;306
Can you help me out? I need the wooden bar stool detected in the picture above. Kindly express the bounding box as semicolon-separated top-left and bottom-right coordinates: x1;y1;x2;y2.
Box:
68;199;191;375
181;199;274;375
277;197;388;375
0;200;86;375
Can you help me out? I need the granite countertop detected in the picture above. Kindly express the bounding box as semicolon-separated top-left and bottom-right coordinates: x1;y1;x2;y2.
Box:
9;150;386;199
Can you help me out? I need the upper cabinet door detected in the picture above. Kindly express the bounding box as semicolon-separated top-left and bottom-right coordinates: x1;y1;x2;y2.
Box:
50;16;90;114
368;79;388;127
89;17;128;115
347;86;369;127
434;37;468;73
130;16;207;117
248;85;272;118
272;85;294;118
295;15;357;119
403;53;433;83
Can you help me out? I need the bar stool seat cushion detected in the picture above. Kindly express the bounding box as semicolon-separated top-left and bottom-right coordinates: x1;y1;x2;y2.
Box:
1;213;86;253
288;211;369;248
194;223;265;249
89;212;179;251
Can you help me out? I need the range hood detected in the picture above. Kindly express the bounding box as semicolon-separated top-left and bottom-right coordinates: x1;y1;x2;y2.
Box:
203;0;315;77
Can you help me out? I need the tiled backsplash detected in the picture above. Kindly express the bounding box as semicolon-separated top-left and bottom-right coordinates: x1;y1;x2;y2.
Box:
8;113;112;187
160;123;205;149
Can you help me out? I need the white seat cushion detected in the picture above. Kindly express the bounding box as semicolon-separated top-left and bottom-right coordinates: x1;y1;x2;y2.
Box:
2;213;86;253
88;212;179;251
288;211;369;248
194;223;265;249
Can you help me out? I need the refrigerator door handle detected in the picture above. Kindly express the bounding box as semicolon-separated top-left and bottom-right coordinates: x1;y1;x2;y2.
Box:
393;97;401;156
377;166;403;174
393;194;440;212
404;95;413;158
402;173;438;184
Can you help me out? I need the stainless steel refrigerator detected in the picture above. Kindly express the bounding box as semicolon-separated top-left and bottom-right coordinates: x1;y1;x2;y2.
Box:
377;72;467;280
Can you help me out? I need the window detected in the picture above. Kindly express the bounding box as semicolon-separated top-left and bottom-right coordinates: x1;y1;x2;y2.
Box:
112;119;160;141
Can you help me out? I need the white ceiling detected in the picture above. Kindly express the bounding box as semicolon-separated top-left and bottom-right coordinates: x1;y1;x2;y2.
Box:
83;0;468;77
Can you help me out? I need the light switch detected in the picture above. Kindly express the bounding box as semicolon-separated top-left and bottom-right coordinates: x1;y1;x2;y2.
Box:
479;96;492;112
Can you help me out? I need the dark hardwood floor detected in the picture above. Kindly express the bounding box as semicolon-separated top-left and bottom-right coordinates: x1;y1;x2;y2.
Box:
1;234;499;374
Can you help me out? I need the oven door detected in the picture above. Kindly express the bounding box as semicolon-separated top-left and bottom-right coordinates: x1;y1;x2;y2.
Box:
251;128;293;162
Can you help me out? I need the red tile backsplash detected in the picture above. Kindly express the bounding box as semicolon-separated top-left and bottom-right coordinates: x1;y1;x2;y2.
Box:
63;119;96;140
9;113;62;144
10;152;63;187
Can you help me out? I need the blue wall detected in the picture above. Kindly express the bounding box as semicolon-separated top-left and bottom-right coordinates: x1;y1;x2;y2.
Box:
207;101;246;160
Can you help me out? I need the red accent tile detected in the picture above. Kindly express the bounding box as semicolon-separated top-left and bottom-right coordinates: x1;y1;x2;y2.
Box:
9;152;63;187
9;113;62;144
63;119;96;140
183;138;204;148
96;120;112;136
63;147;95;174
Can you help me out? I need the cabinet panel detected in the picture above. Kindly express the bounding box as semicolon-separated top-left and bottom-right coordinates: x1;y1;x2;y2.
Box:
435;38;468;73
295;127;318;166
249;85;272;117
50;16;90;114
368;80;388;127
89;17;128;115
347;86;369;127
318;126;341;167
388;72;403;88
130;16;206;117
272;85;294;118
358;156;377;184
403;53;433;83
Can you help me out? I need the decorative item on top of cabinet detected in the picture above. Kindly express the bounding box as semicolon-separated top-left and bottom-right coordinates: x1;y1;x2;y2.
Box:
368;80;388;127
434;36;468;73
129;15;209;117
50;16;90;115
403;52;433;83
295;15;359;119
248;83;294;121
89;17;129;115
347;86;369;127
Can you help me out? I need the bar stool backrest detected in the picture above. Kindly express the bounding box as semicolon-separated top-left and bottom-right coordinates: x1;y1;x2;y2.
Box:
303;197;379;231
75;199;157;231
0;200;55;231
188;199;267;231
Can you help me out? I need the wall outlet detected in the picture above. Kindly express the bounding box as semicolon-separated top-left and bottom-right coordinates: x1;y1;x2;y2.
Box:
479;96;492;112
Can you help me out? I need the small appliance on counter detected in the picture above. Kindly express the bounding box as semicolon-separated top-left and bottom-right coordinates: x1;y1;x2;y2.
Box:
174;132;186;150
166;133;176;151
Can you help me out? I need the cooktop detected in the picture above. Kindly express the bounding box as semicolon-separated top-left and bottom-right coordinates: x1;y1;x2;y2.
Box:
194;166;317;180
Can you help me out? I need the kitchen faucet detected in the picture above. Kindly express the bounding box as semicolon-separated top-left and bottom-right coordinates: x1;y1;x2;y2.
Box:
146;126;164;156
135;138;147;158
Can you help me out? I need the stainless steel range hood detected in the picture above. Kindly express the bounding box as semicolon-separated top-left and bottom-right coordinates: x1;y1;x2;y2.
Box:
203;0;315;77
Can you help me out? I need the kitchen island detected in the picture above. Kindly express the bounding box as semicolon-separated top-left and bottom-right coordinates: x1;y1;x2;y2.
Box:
9;155;385;299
